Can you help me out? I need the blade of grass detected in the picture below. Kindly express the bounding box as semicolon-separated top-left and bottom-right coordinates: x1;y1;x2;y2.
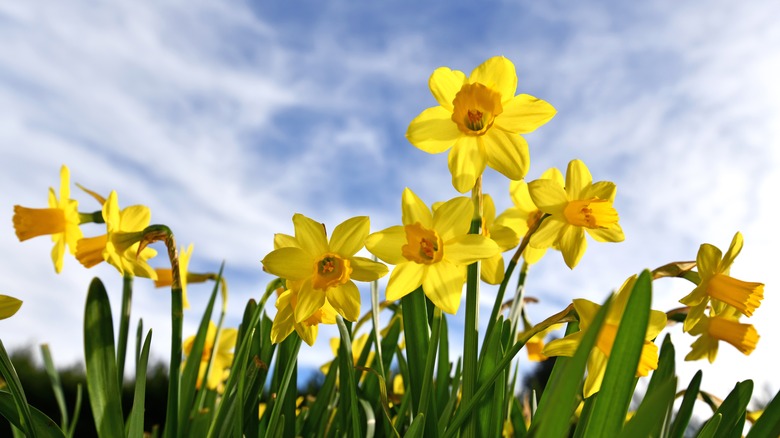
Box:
337;315;362;437
126;330;152;438
669;370;702;438
116;274;133;381
0;340;38;437
40;344;69;432
265;334;302;436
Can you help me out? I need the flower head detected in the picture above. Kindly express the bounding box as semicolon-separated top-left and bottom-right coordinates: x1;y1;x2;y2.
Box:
497;167;564;264
182;322;237;392
685;307;759;363
366;188;500;314
542;275;667;398
528;159;624;269
13;165;83;273
679;232;764;332
270;283;338;346
406;56;556;193
75;191;157;279
262;214;388;325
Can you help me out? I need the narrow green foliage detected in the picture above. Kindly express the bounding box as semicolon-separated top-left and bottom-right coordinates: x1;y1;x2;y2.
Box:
583;270;653;438
476;315;505;436
528;295;613;438
416;307;441;436
670;370;703;438
400;288;430;414
619;378;676;438
83;278;125;438
697;414;722;438
436;359;461;433
265;333;301;437
116;275;133;381
435;314;450;419
39;344;68;433
0;392;64;438
747;385;780;437
704;380;752;438
406;413;426;438
336;315;362;437
0;340;39;438
163;286;184;438
126;330;152;438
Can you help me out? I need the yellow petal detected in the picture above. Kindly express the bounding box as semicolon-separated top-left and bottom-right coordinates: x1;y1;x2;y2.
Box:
683;300;707;333
523;245;548;265
429;67;467;111
586;224;625;243
528;179;568;215
719;231;744;273
572;298;601;329
445;235;500;265
468;56;517;102
583;351;608;398
294;280;326;323
565;159;593;201
103;191;121;232
529;218;565;249
262;247;313;280
697;244;722;278
58;165;71;204
483;129;529;181
295;322;319;347
483;194;497;226
274;233;298;249
0;295;22;319
386;262;425;301
685;333;718;363
495;94;556;134
349;256;388;281
422;260;464;314
327;281;361;322
542;331;584;357
365;226;407;265
401;188;433;228
120;205;151;232
582;181;617;202
406;106;461;154
490;224;520;251
293;214;329;256
432;197;472;242
271;303;295;344
330;216;369;257
646;309;668;340
51;238;66;274
480;253;504;285
448;135;486;193
509;180;537;214
560;225;586;269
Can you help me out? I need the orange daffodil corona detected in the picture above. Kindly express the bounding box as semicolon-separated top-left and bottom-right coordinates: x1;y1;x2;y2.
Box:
262;214;388;346
365;188;500;314
543;275;667;398
528;159;624;269
407;56;556;193
13;165;83;273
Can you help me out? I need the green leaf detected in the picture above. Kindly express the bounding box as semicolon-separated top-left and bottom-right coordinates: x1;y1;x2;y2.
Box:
163;285;184;438
84;277;125;438
669;370;703;438
697;414;722;438
625;334;676;437
619;377;676;438
0;339;37;437
337;315;362;438
416;307;441;437
126;330;152;438
0;391;64;438
476;315;506;436
746;386;780;437
265;334;301;436
527;294;613;438
437;359;461;433
406;413;426;438
704;380;752;438
583;270;653;438
40;344;69;432
400;287;430;415
301;348;338;437
435;314;450;419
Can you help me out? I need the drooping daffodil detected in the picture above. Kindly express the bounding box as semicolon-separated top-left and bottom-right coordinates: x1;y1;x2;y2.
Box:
684;306;759;363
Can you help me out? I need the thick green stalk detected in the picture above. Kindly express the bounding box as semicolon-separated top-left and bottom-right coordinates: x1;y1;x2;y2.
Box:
116;274;133;381
461;177;483;437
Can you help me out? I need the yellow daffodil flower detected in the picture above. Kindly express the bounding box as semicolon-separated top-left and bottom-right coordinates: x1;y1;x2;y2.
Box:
262;214;388;325
406;56;556;193
365;188;500;314
0;295;23;320
679;231;764;332
75;191;157;279
542;275;667;398
320;333;375;376
528;159;624;269
496;167;564;264
183;322;237;393
13;165;83;273
477;194;520;285
685;307;759;363
270;283;338;346
154;244;194;309
523;323;564;362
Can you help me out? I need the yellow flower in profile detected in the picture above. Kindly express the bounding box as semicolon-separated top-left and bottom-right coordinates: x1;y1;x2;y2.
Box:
542;275;667;398
365;188;500;314
528;159;624;269
183;322;237;392
497;167;564;265
75;191;157;279
270;283;338;346
0;295;23;320
679;232;764;332
523;323;564;362
154;244;194;309
262;214;388;325
13;165;83;273
406;56;556;193
685;307;759;363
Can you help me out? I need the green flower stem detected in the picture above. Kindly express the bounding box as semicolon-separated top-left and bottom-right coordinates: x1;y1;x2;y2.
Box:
461;177;483;437
116;274;133;381
78;211;104;224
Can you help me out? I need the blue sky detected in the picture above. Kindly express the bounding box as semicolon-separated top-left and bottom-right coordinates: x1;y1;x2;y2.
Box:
2;0;779;402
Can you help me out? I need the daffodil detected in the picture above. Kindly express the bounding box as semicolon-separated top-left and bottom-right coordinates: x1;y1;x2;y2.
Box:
13;165;83;273
684;307;759;363
270;283;338;346
75;191;157;279
477;194;519;284
182;322;237;392
496;167;564;264
0;295;22;320
406;56;556;193
365;188;500;314
523;323;564;362
528;159;624;269
262;214;388;325
542;275;667;398
154;244;194;309
680;232;764;332
320;333;375;376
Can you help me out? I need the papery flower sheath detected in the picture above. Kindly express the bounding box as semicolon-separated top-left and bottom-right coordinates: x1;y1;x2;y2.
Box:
13;165;83;273
365;188;500;314
679;232;764;332
407;56;556;193
528;159;624;269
